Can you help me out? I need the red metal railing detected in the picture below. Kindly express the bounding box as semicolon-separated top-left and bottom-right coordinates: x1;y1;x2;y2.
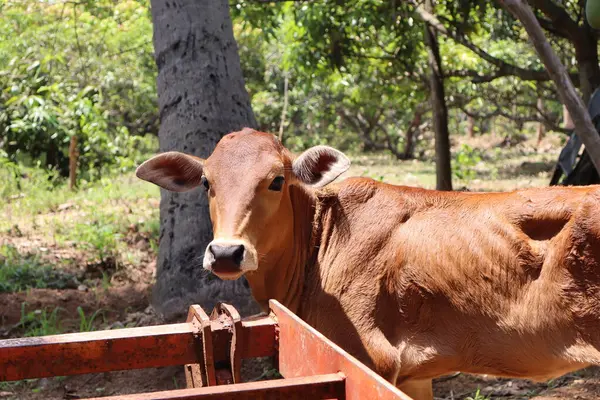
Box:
0;300;411;400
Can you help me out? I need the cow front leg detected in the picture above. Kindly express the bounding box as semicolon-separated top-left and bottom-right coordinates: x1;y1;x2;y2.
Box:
397;379;433;400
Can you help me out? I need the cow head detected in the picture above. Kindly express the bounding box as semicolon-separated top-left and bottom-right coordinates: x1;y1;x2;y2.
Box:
136;128;350;280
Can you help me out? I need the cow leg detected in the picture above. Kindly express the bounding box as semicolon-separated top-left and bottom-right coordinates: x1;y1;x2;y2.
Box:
397;379;433;400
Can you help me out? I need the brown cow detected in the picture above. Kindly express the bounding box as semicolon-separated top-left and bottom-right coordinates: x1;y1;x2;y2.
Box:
137;128;600;399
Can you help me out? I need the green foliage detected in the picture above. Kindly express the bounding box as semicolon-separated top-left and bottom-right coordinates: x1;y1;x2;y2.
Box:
0;0;586;193
453;144;482;183
139;218;161;254
0;0;157;181
465;389;491;400
101;271;113;290
18;303;63;337
1;157;64;201
77;306;104;332
0;156;24;199
68;221;121;262
231;0;572;162
0;245;74;293
233;2;427;153
1;151;159;233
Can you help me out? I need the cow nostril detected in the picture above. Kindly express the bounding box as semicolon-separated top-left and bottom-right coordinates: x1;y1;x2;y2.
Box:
231;245;244;265
209;244;245;266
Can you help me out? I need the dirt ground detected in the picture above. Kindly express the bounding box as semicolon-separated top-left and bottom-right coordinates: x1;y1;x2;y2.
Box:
433;368;600;399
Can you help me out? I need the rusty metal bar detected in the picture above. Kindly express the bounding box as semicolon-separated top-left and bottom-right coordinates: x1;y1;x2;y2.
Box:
0;323;198;382
212;303;243;384
0;301;410;400
87;373;346;400
185;305;213;388
270;300;412;400
236;316;277;358
0;312;277;383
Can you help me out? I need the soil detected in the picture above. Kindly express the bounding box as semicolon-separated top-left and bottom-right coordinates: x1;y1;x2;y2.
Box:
433;368;600;399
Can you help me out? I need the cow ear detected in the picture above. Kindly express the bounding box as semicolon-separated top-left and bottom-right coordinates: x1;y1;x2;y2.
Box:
136;152;204;192
292;145;350;188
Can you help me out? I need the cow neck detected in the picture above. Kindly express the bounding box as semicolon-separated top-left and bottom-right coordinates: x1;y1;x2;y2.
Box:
246;183;316;314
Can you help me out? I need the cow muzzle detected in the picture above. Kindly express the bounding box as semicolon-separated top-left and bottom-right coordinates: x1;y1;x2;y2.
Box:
203;239;258;280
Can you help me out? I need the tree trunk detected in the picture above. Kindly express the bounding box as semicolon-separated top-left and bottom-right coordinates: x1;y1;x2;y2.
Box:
497;0;600;175
403;110;423;159
424;0;452;191
466;115;475;138
150;0;260;321
563;104;574;130
68;135;78;191
574;25;600;104
536;97;545;145
279;72;289;141
513;103;523;133
489;117;496;136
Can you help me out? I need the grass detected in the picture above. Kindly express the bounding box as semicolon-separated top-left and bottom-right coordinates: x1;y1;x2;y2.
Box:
1;171;160;274
18;303;63;337
58;220;122;262
2;163;158;216
253;368;283;381
15;302;105;336
0;379;41;395
1;172;159;233
345;131;563;191
465;389;491;400
77;306;104;332
0;245;75;293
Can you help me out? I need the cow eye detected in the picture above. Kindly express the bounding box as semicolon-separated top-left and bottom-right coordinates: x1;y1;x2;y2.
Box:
268;176;285;191
201;176;210;190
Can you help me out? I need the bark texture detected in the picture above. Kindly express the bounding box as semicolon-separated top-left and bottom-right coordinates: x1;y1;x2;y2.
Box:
424;0;452;191
150;0;260;320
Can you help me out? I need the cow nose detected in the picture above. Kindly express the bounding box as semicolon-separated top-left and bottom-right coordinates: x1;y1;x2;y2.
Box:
209;244;245;266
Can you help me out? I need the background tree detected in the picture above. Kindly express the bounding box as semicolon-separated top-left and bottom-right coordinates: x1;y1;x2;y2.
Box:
0;0;158;182
149;0;259;320
496;0;600;174
423;0;452;190
4;0;599;190
232;0;597;188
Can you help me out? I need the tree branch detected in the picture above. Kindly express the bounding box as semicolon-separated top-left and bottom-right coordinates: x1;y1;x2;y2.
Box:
450;92;568;133
410;0;557;84
446;67;579;84
527;0;580;41
535;15;569;39
456;104;569;134
497;0;600;173
108;41;152;57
